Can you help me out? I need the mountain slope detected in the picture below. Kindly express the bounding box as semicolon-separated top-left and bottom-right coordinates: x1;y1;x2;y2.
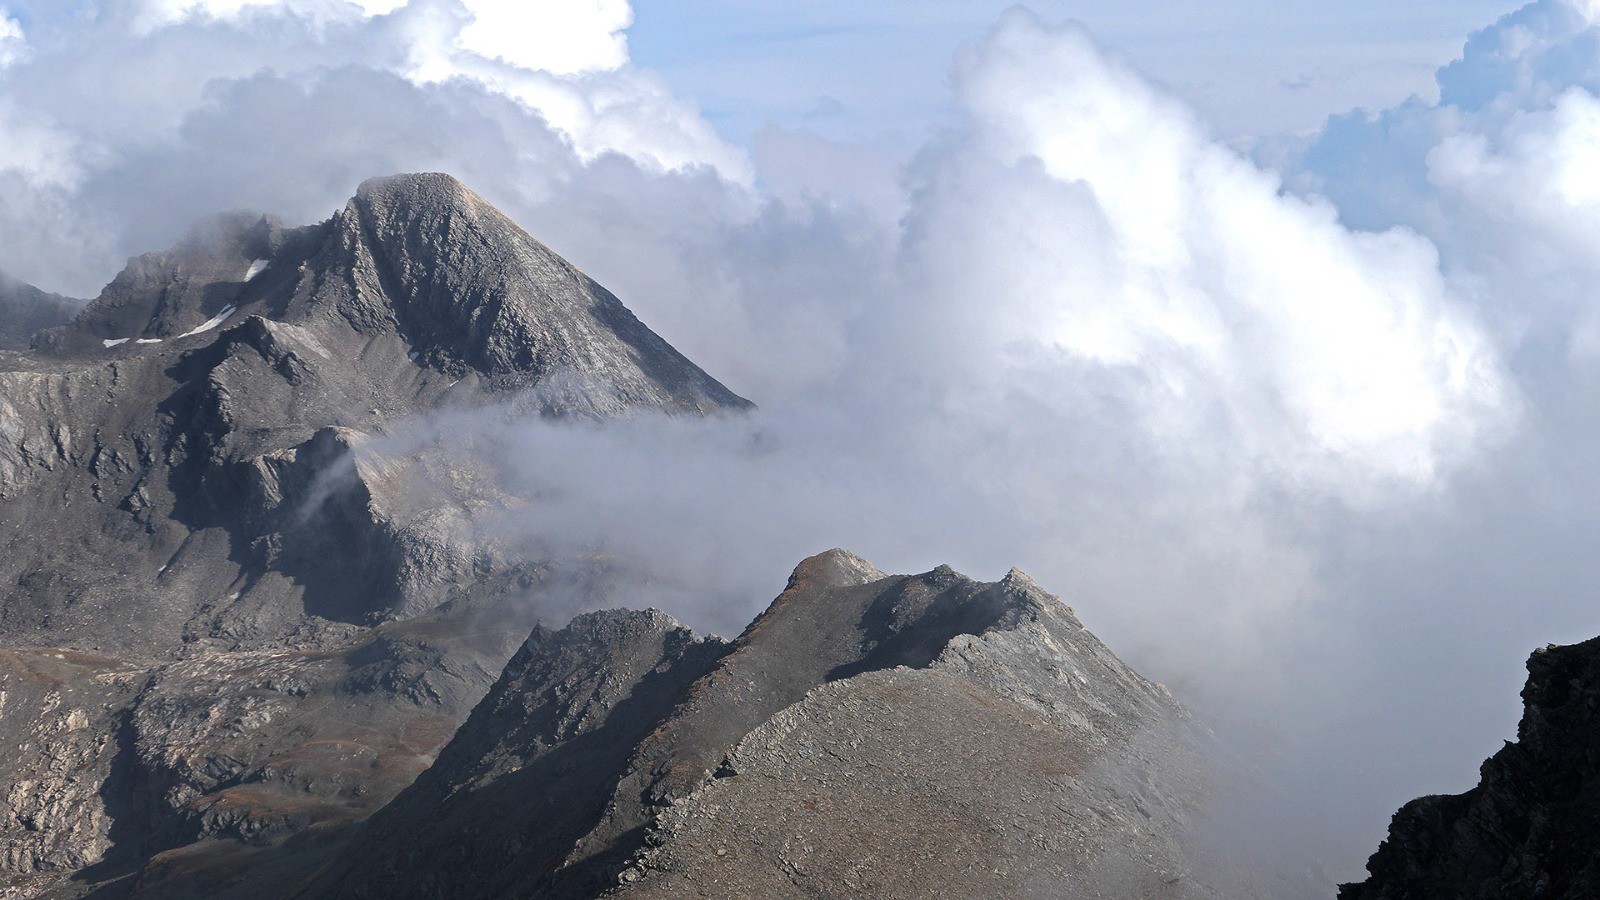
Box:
2;172;748;652
0;173;748;895
295;550;1233;900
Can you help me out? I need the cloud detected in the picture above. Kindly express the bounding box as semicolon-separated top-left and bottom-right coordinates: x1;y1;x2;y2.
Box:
0;8;25;68
454;0;631;75
0;0;746;293
1436;0;1600;112
1430;86;1600;258
1289;0;1600;370
131;0;406;30
921;12;1507;492
1249;0;1600;873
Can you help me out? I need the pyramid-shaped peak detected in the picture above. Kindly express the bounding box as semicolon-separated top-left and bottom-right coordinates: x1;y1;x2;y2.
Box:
331;172;752;415
14;171;749;418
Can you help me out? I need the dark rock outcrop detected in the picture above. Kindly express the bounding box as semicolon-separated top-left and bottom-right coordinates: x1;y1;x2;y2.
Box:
298;550;1233;900
1341;636;1600;899
0;173;748;895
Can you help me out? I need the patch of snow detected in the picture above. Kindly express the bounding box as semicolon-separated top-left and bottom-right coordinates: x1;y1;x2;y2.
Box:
245;259;269;281
155;565;167;575
135;338;162;344
102;338;129;348
177;305;237;339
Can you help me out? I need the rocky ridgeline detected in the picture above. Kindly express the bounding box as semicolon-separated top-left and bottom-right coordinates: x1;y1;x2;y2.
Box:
127;550;1240;899
1342;636;1600;899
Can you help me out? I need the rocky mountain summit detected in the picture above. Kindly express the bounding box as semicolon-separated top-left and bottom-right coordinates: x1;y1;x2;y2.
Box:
1341;636;1600;899
0;173;747;897
2;172;747;654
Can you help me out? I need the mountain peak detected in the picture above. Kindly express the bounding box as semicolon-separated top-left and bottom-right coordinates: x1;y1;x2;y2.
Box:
784;548;887;591
353;171;482;211
19;171;749;416
0;172;751;649
326;171;751;413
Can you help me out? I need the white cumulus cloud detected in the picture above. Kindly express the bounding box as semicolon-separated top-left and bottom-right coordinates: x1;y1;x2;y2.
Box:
456;0;631;75
0;0;748;294
0;7;24;68
919;12;1507;491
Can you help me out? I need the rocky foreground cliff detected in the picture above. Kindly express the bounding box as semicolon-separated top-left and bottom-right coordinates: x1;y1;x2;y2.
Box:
1341;636;1600;899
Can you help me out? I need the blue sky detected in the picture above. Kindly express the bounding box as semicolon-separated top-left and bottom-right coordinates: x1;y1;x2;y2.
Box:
631;0;1519;142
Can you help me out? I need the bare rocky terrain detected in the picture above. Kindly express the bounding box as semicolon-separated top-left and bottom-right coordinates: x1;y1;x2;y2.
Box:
0;173;747;897
1;171;1287;899
278;550;1234;899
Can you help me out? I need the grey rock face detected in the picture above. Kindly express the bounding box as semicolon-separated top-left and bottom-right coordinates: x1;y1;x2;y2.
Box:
0;173;749;896
1341;636;1600;900
346;174;748;413
304;550;1235;900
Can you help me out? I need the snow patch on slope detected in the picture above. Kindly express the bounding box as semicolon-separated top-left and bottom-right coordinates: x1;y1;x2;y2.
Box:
177;305;237;338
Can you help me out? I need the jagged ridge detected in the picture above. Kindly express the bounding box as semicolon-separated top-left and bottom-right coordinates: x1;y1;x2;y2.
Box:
289;550;1225;900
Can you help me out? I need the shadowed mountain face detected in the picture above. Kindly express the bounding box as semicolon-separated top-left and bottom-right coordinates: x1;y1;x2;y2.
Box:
1341;636;1600;900
0;173;749;895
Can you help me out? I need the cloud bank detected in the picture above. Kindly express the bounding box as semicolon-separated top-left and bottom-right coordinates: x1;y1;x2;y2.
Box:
9;0;1600;886
0;0;746;295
